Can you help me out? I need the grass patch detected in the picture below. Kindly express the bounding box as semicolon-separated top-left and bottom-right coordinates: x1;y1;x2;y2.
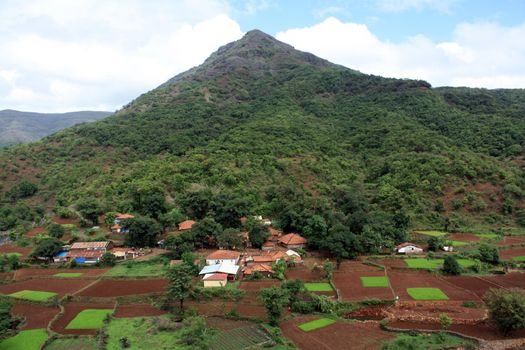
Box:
407;288;449;300
511;256;525;262
382;332;474;350
106;316;186;349
405;258;475;269
44;337;97;350
4;252;22;258
0;328;48;350
361;276;390;287
105;261;167;277
475;233;499;240
53;272;83;278
298;318;336;332
8;290;57;301
210;325;272;350
304;282;333;292
450;240;469;247
414;231;446;237
66;309;113;329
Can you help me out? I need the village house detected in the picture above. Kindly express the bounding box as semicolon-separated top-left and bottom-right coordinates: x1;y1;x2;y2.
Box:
111;213;134;233
178;220;196;231
66;241;113;264
199;263;239;281
243;264;274;278
246;250;302;267
205;250;241;266
110;247;140;260
395;242;424;254
278;233;307;250
202;273;228;288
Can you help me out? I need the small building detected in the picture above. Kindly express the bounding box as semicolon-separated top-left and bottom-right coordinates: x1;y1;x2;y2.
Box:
203;273;228;288
199;263;239;280
247;251;301;266
178;220;196;231
442;246;454;252
243;264;274;278
395;242;423;254
66;241;113;264
278;233;307;250
53;251;68;263
110;247;139;260
261;241;275;251
205;250;241;266
112;213;134;233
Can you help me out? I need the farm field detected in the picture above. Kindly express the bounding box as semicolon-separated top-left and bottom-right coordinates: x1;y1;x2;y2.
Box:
51;303;114;335
8;290;57;301
497;235;525;246
104;262;168;277
361;276;390;287
333;270;394;301
0;328;48;350
413;231;446;237
404;258;475;269
298;318;336;332
210;324;272;350
11;303;59;329
304;282;333;292
53;273;83;278
114;303;166;318
501;247;525;261
44;337;98;350
65;309;113;329
0;244;32;258
77;278;168;297
0;278;92;297
13;267;109;280
406;287;449;300
447;233;480;243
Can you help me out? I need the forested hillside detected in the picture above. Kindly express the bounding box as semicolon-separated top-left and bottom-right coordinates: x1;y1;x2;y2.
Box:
1;30;525;258
0;109;112;147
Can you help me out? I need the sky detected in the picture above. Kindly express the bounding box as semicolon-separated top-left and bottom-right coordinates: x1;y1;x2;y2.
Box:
0;0;524;112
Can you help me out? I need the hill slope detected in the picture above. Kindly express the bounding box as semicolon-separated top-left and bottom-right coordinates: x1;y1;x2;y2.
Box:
1;30;525;254
0;109;112;147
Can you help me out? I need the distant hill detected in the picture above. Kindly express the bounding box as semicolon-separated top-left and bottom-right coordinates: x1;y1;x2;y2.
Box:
1;30;525;255
0;109;112;147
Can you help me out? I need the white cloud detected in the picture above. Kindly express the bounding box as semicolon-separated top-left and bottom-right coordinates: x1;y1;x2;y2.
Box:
376;0;460;13
276;17;525;89
0;0;243;112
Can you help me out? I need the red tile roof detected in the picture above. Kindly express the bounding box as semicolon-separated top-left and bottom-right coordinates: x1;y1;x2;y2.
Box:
203;273;228;281
111;224;121;230
178;220;196;230
278;233;307;246
268;227;281;237
116;213;134;220
206;250;241;260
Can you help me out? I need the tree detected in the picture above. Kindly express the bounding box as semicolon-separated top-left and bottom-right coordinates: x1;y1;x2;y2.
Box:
247;221;269;248
281;279;305;305
104;212;117;226
259;286;290;326
427;236;444;252
478;244;500;264
272;259;287;280
178;316;210;349
215;228;243;249
439;313;453;330
48;223;65;239
31;237;63;259
323;224;362;268
159;208;185;232
190;217;222;247
323;261;334;280
99;252;117;267
77;198;102;226
167;263;194;310
124;216;162;248
484;288;525;335
8;180;37;200
130;181;167;219
442;255;461;275
0;301;12;336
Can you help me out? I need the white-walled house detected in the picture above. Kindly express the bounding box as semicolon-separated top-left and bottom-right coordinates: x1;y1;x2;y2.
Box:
205;250;241;266
395;242;423;254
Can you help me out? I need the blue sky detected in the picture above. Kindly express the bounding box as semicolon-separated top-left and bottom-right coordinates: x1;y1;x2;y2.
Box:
0;0;524;112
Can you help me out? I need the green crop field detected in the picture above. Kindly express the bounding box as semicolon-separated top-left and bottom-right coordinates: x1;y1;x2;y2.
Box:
450;240;468;247
106;316;185;349
405;258;475;269
105;262;167;277
211;325;271;350
361;276;390;287
0;328;48;350
304;282;333;292
66;309;113;329
53;272;83;278
475;233;499;240
414;231;447;237
511;256;525;262
407;288;449;300
44;337;97;350
298;318;337;332
8;290;57;301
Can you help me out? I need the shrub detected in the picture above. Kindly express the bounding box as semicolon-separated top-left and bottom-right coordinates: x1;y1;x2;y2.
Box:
443;256;461;275
484;288;525;335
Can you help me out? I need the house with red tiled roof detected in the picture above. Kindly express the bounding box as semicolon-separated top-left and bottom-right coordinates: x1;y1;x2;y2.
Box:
112;213;134;233
178;220;196;231
203;273;228;288
246;251;301;266
205;250;241;266
243;264;274;278
395;242;423;254
278;233;307;249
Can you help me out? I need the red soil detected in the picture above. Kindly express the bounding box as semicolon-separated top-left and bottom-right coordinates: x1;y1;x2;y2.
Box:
186;301;268;320
0;278;92;297
14;267;110;280
25;227;47;238
12;303;59;329
337;261;381;273
281;316;395;350
77;279;168;297
333;270;394;301
51;302;114;335
388;271;479;301
376;259;408;269
442;275;501;298
388;320;525;341
497;236;525;246
387;301;486;323
285;266;325;281
501;247;525;260
114;304;166;318
51;217;78;225
0;272;14;280
482;273;525;289
0;244;32;258
448;233;480;242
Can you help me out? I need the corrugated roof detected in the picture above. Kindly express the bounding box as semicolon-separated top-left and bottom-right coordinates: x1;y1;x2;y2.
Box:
199;263;239;275
70;241;110;249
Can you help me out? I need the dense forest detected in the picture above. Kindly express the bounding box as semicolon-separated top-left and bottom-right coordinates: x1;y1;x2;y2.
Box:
1;30;525;259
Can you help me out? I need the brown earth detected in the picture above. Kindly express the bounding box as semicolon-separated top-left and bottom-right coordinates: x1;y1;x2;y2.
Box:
25;227;47;238
448;233;480;242
77;279;168;297
12;303;59;329
0;244;32;258
333;270;394;301
482;273;525;289
281;316;395;350
386;301;486;323
501;247;525;260
497;236;525;246
285;266;325;281
375;259;408;269
337;261;382;273
0;278;92;297
51;302;114;335
51;217;78;226
388;271;479;301
114;304;166;318
14;267;110;280
443;275;502;298
0;272;14;280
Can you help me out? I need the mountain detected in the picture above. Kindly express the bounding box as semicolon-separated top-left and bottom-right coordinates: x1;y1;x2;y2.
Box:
0;109;112;147
2;30;525;253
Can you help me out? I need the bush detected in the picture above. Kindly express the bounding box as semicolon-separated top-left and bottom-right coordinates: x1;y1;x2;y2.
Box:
442;256;461;275
484;288;525;335
291;301;315;314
